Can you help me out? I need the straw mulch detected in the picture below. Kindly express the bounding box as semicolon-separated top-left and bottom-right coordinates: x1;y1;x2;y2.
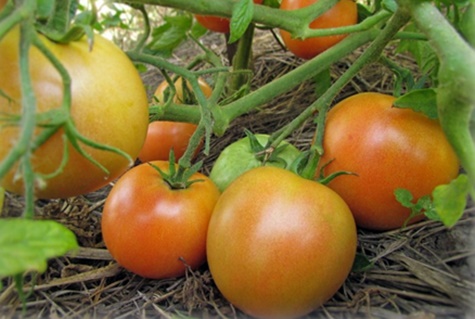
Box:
1;30;474;319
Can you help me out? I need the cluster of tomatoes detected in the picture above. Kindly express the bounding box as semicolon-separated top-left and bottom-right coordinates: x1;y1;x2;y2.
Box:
0;0;460;318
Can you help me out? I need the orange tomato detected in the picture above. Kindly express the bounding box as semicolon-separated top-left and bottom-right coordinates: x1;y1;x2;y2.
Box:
138;77;212;162
207;166;356;318
318;92;460;230
102;161;220;279
0;28;148;199
280;0;358;59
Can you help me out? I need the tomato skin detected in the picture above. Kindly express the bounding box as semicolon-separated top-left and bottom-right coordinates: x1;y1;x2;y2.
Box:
102;161;220;279
195;0;263;33
209;134;301;191
0;28;148;199
318;92;460;231
280;0;358;59
138;77;212;162
207;166;357;318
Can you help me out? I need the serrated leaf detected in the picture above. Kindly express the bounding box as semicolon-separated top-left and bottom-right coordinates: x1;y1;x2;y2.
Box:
394;188;414;208
229;0;254;43
0;219;78;278
433;174;471;228
393;89;438;119
148;15;193;56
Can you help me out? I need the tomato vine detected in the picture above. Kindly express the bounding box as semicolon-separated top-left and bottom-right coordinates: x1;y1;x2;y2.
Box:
1;0;474;310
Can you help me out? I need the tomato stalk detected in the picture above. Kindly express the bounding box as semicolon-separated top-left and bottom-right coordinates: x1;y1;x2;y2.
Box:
119;0;388;39
227;23;255;97
398;0;475;188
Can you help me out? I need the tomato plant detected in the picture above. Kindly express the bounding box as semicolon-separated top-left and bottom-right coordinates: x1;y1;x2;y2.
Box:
207;166;357;318
194;0;263;33
317;92;460;231
209;133;301;191
279;0;358;59
138;77;212;162
0;27;149;199
101;160;220;279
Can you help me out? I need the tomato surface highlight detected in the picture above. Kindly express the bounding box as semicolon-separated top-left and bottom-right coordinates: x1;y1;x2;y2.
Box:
102;161;221;279
138;77;212;162
318;92;460;231
0;28;149;199
207;166;357;318
209;134;301;191
280;0;358;59
195;0;263;33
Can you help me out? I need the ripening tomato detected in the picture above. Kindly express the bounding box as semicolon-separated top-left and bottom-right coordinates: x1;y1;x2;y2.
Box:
102;161;220;279
207;166;357;318
0;28;149;199
317;92;460;231
138;77;212;162
195;0;264;33
280;0;358;59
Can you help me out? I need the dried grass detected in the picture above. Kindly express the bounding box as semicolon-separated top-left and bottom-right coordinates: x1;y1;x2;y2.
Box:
1;30;474;319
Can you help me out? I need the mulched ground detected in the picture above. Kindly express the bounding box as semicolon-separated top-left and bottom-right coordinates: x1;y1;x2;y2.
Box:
1;29;474;319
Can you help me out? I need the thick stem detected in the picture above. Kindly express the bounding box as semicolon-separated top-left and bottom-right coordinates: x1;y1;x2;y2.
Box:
399;0;475;187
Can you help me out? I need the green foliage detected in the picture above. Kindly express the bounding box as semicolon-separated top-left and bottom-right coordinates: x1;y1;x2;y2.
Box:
393;88;438;119
147;13;202;57
396;23;439;84
0;219;78;279
229;0;254;43
433;174;473;227
394;188;435;227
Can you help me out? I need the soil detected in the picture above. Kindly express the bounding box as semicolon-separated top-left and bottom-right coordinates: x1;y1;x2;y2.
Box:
1;29;474;319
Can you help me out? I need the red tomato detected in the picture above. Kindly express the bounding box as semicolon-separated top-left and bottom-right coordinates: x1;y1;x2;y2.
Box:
0;27;149;199
207;166;357;318
195;0;264;33
138;77;212;162
318;92;460;231
102;161;221;279
280;0;358;59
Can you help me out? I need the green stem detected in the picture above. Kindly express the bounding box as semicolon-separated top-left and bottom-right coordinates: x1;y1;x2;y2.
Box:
228;22;255;96
118;0;387;38
279;7;411;179
18;5;37;218
399;0;475;187
222;27;379;122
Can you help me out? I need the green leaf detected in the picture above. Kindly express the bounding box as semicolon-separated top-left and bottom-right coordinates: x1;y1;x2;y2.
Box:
0;219;78;278
393;88;438;119
394;188;414;208
351;253;374;273
229;0;254;43
396;23;439;82
148;15;193;57
433;174;471;228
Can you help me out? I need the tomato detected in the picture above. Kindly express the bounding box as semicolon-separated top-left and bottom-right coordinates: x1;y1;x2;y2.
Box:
195;0;264;33
280;0;358;59
138;77;212;162
0;28;149;199
209;134;301;191
101;160;220;279
207;166;357;318
317;92;460;231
